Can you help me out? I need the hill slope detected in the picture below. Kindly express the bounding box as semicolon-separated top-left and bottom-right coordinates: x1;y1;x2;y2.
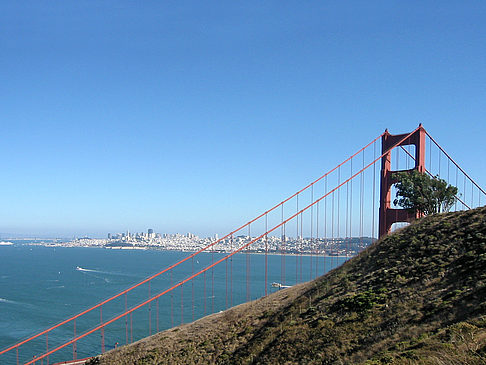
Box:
90;207;486;364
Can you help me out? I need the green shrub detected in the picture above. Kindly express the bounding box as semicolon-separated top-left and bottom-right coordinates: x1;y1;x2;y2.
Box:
334;290;387;314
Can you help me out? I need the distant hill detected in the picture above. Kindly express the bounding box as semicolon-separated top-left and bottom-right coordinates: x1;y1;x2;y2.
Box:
89;207;486;364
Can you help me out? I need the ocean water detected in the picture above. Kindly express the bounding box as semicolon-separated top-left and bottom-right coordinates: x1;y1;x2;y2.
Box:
0;244;346;364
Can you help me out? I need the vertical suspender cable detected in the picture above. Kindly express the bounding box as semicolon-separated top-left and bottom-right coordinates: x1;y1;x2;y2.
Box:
455;167;459;211
296;194;299;284
225;238;228;309
125;293;128;345
297;199;304;282
331;189;334;270
265;213;268;296
191;257;194;322
372;142;376;241
230;234;233;307
349;158;353;257
180;284;184;325
464;175;468;210
438;145;441;177
156;298;159;333
281;204;284;286
345;180;349;261
447;153;450;182
203;271;207;315
316;200;319;278
100;307;104;353
170;270;174;327
46;333;48;365
211;248;215;313
246;225;250;302
471;179;474;207
310;185;314;279
361;150;365;250
324;175;327;275
337;166;340;256
447;158;454;207
74;319;77;359
282;223;287;285
249;225;252;302
148;280;151;336
479;185;482;207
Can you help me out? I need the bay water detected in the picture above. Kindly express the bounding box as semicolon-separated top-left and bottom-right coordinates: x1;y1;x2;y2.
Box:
0;244;346;363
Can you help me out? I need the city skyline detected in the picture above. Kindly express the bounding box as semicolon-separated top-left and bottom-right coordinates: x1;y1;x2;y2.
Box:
2;2;486;238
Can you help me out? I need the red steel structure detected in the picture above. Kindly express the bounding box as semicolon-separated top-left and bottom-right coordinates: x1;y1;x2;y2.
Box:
378;125;426;238
1;125;484;365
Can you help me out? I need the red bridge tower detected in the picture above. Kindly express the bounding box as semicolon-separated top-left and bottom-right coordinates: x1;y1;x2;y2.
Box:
379;125;426;238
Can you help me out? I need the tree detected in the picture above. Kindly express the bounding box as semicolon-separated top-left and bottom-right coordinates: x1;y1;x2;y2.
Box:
393;170;458;216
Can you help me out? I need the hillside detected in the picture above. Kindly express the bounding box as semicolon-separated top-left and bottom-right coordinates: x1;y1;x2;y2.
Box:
89;207;486;364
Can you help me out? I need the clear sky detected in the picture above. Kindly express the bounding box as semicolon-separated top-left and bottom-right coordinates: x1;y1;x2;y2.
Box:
1;1;485;238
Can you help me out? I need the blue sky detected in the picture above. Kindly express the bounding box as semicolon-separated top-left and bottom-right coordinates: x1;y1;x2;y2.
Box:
1;1;485;237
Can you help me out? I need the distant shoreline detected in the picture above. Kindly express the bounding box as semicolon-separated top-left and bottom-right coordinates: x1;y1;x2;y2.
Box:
14;242;354;257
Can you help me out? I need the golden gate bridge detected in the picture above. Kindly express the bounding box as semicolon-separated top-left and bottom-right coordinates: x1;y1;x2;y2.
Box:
1;125;485;364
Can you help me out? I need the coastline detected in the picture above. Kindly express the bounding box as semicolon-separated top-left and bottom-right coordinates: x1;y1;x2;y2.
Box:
13;242;355;257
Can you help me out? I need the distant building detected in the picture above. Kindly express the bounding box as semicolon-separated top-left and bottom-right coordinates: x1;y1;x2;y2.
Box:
108;233;111;239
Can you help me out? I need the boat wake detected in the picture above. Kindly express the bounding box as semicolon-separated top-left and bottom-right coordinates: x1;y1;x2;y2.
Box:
76;266;137;278
46;285;65;290
0;297;19;305
76;266;97;272
0;297;35;309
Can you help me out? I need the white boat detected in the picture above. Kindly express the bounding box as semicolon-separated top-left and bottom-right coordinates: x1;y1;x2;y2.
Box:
271;282;292;289
0;241;14;246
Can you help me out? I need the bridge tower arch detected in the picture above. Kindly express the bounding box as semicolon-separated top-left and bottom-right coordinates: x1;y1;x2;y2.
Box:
379;124;426;238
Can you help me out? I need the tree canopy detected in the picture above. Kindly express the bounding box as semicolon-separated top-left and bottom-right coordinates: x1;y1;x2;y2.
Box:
393;170;458;215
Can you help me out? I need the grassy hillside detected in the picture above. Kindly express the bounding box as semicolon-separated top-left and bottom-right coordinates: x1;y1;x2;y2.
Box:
89;207;486;364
